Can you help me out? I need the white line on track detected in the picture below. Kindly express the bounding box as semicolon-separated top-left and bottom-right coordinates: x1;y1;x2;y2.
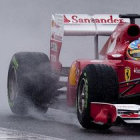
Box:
0;127;65;140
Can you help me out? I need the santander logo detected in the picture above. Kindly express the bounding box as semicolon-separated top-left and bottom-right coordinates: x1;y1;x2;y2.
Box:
64;15;71;23
64;15;125;24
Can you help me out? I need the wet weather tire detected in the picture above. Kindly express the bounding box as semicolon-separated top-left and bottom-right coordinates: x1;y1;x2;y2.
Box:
7;52;55;115
77;64;119;129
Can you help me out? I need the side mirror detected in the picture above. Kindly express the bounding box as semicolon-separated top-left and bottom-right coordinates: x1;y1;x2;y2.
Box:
107;53;124;60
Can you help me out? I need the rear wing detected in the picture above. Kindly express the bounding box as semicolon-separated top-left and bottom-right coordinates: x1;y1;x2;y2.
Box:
51;14;130;37
50;14;130;71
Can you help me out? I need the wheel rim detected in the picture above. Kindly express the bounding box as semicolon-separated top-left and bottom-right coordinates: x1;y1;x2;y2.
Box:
8;67;17;101
78;78;87;114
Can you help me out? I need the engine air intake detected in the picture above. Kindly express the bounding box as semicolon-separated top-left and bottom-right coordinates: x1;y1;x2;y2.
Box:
127;25;140;37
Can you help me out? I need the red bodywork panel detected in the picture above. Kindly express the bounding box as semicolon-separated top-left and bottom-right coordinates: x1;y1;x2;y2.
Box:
90;103;117;124
50;20;140;106
67;23;140;106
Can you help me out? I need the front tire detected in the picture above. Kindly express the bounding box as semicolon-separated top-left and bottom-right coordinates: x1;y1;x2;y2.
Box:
77;64;119;129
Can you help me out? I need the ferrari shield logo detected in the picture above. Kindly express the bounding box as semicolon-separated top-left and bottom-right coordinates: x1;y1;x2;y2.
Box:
125;67;131;82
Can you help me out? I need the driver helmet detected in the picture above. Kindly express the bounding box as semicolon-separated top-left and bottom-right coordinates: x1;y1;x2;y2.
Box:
126;39;140;60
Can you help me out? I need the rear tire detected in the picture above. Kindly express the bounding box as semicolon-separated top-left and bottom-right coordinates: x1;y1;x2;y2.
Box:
7;52;56;115
77;64;119;129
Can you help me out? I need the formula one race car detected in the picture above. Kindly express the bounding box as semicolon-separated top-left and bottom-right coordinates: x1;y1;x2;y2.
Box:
7;14;140;130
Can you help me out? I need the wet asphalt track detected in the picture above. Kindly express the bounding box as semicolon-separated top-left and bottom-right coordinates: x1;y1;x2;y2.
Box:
1;95;140;140
1;0;140;139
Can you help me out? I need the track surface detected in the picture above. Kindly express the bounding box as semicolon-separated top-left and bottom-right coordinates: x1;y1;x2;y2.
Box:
1;94;140;140
1;0;140;139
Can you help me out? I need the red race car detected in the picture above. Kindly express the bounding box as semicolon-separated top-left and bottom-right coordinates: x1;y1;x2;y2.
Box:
7;14;140;130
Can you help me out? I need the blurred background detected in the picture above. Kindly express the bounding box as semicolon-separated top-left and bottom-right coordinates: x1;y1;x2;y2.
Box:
0;0;139;113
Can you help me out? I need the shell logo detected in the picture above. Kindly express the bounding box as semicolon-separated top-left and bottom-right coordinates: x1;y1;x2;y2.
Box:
69;63;77;86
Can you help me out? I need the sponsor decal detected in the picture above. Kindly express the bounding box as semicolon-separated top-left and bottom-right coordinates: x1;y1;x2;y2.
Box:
51;32;63;42
134;67;140;74
117;105;135;109
64;15;71;23
51;15;63;42
51;42;57;52
125;67;131;83
64;15;125;24
50;55;57;62
120;114;139;118
54;35;62;41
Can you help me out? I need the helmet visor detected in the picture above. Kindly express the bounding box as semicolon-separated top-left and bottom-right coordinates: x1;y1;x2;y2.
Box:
130;50;140;58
